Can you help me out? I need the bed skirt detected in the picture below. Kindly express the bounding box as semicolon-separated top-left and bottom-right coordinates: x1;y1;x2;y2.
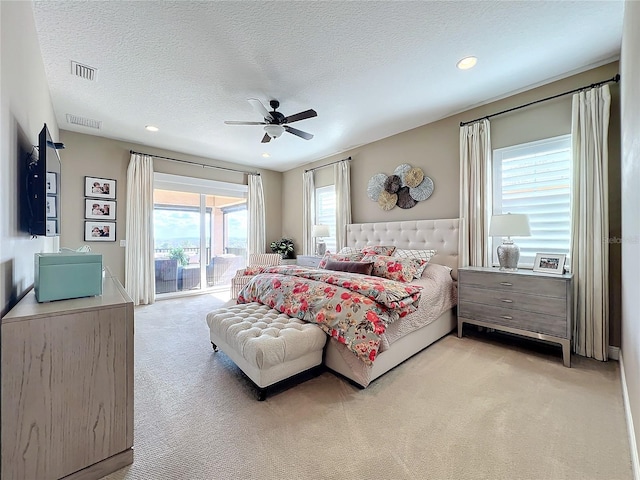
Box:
323;307;457;388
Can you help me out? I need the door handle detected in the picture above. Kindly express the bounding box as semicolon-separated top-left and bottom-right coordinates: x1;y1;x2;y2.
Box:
500;315;513;320
501;299;513;303
499;282;513;286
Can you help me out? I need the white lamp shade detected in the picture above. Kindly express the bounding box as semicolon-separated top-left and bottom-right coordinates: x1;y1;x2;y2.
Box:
489;214;531;237
312;224;330;238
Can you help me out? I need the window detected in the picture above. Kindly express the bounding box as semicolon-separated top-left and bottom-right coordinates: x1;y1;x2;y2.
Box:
152;173;247;294
492;135;572;266
315;185;336;254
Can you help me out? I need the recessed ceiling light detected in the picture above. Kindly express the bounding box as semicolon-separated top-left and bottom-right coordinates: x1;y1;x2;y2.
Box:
457;56;478;70
145;125;159;132
262;153;270;158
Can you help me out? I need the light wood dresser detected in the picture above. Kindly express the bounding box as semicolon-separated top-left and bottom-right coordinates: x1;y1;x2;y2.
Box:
457;266;573;367
1;268;134;480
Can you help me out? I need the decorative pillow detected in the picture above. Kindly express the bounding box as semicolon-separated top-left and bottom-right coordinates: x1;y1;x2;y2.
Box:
361;245;397;256
393;249;437;278
338;246;361;255
361;254;422;283
318;252;364;269
324;260;374;276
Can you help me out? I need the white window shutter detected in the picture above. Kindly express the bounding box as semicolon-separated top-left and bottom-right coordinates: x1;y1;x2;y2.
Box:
492;135;572;266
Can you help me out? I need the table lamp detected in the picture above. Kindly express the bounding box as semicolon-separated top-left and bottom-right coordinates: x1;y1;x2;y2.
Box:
489;213;531;271
312;224;330;256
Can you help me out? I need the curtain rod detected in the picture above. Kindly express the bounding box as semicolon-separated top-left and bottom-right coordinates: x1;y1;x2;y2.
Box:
459;74;620;127
129;150;260;175
304;156;352;173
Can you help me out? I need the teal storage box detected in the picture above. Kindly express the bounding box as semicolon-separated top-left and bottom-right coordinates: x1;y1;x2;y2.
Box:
35;253;103;302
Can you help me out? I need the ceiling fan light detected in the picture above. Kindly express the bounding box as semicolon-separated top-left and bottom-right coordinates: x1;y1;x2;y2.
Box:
264;124;285;139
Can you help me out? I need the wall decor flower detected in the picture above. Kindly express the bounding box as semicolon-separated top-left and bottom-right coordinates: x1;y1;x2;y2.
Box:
367;164;434;210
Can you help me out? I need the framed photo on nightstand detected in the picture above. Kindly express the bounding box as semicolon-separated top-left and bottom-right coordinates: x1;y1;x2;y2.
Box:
533;253;566;275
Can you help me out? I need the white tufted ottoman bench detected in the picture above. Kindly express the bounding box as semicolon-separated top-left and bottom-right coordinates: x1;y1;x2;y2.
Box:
206;302;327;400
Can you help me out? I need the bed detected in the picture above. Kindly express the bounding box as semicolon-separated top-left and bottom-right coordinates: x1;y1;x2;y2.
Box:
323;218;459;387
233;218;459;388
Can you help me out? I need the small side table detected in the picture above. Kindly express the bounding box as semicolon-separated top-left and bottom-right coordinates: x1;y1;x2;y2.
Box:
179;265;201;290
457;266;573;367
297;255;322;268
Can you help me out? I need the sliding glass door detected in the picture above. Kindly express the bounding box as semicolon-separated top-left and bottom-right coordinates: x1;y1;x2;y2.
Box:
153;173;247;296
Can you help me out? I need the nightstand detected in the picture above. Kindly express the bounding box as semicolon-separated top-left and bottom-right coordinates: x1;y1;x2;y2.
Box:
297;255;322;268
457;266;573;367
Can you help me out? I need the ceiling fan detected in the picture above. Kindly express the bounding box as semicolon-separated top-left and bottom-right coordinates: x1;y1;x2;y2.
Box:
225;98;317;143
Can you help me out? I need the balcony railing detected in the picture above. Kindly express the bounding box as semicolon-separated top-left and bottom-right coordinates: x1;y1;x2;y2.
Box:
154;247;247;262
154;247;247;294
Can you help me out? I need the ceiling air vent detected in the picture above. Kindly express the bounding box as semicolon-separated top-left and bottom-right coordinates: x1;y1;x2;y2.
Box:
70;61;97;81
66;114;102;130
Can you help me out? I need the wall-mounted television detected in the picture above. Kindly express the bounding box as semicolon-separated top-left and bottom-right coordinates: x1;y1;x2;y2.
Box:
24;123;61;237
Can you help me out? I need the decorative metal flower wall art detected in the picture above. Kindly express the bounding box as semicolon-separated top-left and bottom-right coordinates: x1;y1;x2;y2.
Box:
367;164;434;210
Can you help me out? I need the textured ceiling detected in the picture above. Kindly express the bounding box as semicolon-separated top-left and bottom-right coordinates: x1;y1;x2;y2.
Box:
32;1;623;172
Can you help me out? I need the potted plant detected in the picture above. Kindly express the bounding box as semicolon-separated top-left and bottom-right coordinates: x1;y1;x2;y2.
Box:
270;238;295;259
169;247;189;267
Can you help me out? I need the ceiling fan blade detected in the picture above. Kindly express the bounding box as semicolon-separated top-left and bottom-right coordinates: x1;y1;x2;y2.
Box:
283;109;317;124
248;98;274;121
284;126;313;140
261;132;271;143
224;121;267;125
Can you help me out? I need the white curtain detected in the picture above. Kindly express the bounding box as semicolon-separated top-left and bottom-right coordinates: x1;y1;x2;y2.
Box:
303;170;315;255
125;153;155;305
334;160;352;251
571;85;611;360
459;119;492;267
247;174;266;255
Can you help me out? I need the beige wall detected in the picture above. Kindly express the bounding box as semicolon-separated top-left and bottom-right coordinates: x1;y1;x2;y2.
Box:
620;0;640;469
1;1;60;316
283;62;622;346
59;131;283;284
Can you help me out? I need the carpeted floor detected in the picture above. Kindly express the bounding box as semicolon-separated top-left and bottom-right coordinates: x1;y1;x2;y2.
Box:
102;292;633;480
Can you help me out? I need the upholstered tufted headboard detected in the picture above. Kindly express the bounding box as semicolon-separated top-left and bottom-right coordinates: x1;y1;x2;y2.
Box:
345;218;460;278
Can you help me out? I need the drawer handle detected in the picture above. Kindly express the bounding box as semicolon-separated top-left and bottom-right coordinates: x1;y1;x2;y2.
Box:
500;315;513;320
501;299;513;303
499;282;513;286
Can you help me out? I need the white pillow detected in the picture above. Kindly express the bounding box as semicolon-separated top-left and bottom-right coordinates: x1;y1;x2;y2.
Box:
393;249;437;278
337;246;361;254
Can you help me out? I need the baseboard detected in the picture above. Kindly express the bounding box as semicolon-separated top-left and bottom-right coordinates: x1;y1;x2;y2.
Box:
610;345;621;360
620;351;640;480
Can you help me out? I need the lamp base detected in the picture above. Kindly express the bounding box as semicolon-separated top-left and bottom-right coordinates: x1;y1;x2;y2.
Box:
315;241;326;257
497;240;520;271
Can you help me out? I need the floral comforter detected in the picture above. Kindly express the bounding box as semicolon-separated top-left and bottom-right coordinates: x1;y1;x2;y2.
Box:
237;265;422;364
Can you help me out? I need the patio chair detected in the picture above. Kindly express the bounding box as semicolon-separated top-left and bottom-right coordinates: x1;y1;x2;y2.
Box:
155;258;178;294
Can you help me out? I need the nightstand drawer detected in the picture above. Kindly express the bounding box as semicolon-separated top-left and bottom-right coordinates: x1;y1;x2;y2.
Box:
459;269;567;298
460;285;566;317
459;301;567;338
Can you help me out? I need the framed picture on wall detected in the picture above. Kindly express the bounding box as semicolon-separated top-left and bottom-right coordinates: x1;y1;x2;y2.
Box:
46;220;57;235
46;172;57;194
85;199;116;220
85;176;116;200
46;196;57;218
84;221;116;242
